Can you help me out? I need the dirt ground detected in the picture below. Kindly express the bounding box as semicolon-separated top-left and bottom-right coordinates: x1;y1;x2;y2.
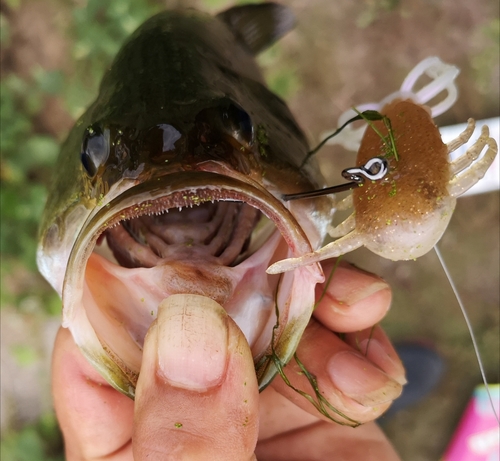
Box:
1;0;499;459
283;1;499;458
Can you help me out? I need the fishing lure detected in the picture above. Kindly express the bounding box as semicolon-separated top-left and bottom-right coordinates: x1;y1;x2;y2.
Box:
267;57;498;274
267;57;499;423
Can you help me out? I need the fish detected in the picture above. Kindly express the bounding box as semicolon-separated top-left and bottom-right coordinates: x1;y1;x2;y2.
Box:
37;3;333;399
37;2;498;413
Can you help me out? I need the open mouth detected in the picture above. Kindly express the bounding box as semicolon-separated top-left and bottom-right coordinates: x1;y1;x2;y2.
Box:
103;200;266;269
62;172;323;396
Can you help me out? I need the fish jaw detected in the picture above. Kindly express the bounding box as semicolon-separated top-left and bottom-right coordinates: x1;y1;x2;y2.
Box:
61;171;324;396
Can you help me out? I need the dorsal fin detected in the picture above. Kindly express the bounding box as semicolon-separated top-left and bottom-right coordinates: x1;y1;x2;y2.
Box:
217;2;295;55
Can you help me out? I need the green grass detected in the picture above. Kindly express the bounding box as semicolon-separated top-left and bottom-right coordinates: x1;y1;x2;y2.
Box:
1;0;164;304
0;0;164;455
1;413;64;461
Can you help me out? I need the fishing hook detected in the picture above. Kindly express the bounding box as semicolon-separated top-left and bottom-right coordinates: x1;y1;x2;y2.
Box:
282;157;389;201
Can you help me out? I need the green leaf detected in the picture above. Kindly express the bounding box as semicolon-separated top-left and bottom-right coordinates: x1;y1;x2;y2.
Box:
0;13;10;46
200;0;233;9
4;0;21;10
44;293;62;317
34;70;64;95
22;136;60;167
38;412;61;441
1;414;64;461
0;428;45;461
267;68;300;99
10;344;39;366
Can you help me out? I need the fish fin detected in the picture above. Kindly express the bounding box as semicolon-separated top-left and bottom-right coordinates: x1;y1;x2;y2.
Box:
217;2;295;55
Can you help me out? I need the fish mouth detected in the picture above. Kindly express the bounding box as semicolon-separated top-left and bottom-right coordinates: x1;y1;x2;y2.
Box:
63;171;323;398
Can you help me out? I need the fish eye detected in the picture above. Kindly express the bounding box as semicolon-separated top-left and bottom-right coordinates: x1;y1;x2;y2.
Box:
221;103;254;145
80;124;110;177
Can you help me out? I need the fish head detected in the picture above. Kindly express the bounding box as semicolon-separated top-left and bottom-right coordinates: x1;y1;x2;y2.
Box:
37;6;333;397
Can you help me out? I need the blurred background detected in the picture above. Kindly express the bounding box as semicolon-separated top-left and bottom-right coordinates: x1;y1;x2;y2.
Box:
1;0;498;459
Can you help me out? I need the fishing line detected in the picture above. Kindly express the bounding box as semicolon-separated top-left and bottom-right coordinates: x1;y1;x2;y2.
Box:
302;109;392;166
434;244;499;424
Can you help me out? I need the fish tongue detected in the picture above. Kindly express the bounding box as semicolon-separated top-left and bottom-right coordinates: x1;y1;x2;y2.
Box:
146;259;237;306
80;253;238;374
85;254;237;332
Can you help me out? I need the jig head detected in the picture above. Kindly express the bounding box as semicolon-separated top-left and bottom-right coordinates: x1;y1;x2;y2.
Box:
283;157;389;201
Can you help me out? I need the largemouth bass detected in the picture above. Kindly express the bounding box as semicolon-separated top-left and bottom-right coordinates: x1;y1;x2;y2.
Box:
37;3;332;399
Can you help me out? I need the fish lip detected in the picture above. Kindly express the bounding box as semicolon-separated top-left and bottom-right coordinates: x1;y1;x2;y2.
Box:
63;170;323;323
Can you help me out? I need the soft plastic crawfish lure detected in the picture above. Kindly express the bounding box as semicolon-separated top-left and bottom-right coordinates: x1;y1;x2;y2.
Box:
268;57;498;274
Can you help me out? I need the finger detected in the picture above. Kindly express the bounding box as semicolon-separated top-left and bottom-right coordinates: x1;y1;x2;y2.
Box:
344;325;406;384
271;319;402;424
314;259;392;333
52;327;134;460
258;386;320;441
256;420;400;461
133;294;259;461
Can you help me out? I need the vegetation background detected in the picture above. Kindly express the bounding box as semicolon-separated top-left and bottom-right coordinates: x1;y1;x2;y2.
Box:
1;0;498;459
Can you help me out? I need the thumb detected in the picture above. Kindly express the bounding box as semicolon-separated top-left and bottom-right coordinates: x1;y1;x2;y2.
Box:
133;294;259;461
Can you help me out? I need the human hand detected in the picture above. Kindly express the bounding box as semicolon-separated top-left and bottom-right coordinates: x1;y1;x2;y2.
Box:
52;260;403;460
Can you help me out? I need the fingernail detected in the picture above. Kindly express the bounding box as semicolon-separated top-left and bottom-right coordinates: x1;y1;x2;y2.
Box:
359;339;407;385
156;294;229;391
328;351;402;406
324;266;390;308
